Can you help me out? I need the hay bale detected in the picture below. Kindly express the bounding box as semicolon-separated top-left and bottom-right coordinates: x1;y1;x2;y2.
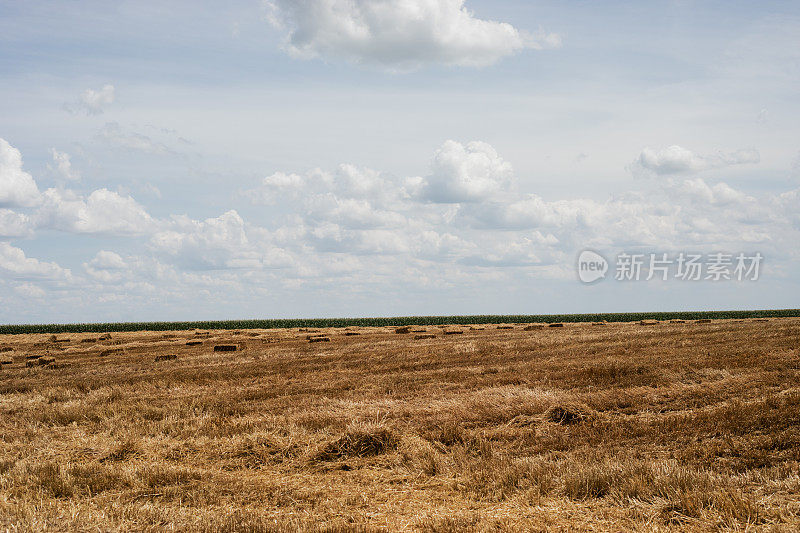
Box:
414;334;435;340
696;319;712;324
298;328;319;333
548;323;565;328
394;326;411;334
185;340;203;346
497;325;513;330
26;356;54;368
308;337;330;343
344;332;361;336
0;347;12;353
524;324;545;331
25;354;41;360
411;328;426;333
80;338;98;343
1;359;12;366
99;333;112;340
154;354;178;362
213;345;238;352
753;318;769;322
469;326;485;331
98;350;118;358
545;403;595;425
670;319;686;324
443;330;463;335
591;322;607;326
639;320;659;326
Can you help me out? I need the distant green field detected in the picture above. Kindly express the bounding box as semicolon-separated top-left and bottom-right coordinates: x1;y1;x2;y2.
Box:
0;309;797;334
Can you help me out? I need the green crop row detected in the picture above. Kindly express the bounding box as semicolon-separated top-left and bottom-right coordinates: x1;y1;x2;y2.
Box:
0;309;797;335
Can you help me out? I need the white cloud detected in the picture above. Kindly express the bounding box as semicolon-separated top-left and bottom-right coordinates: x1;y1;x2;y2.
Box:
265;0;559;70
0;242;71;281
150;210;294;270
0;209;33;239
459;236;553;267
1;138;798;316
14;282;46;299
250;171;306;204
65;84;115;115
630;145;760;178
36;188;156;235
89;250;127;270
246;140;798;271
84;250;128;282
413;140;514;203
0;138;41;208
307;196;407;229
50;149;81;181
666;177;751;206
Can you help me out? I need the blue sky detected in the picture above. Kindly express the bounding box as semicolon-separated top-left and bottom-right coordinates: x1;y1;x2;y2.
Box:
1;0;798;323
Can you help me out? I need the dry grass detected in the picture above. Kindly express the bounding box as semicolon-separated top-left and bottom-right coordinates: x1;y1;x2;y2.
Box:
0;318;799;531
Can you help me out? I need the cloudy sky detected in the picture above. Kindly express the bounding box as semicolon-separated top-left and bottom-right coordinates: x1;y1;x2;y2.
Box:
1;0;799;323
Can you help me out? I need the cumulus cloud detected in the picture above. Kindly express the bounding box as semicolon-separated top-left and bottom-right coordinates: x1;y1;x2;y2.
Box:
150;210;293;270
0;242;71;281
64;84;115;115
14;282;46;299
630;145;760;178
246;139;797;268
412;140;514;203
84;251;128;282
89;250;127;270
0;209;33;239
49;149;81;181
265;0;559;70
458;235;555;267
250;171;307;204
2;138;799;314
36;188;156;235
0;138;41;208
666;177;751;206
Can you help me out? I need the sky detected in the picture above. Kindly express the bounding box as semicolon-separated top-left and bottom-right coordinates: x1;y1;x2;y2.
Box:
0;0;798;324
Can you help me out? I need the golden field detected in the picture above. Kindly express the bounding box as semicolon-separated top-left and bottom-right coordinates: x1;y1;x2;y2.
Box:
0;318;799;532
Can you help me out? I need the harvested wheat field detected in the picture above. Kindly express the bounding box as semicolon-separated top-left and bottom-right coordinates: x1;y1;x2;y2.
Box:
1;318;799;531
